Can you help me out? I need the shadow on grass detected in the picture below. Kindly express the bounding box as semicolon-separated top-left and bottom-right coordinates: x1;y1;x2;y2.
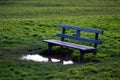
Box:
39;47;73;61
19;47;103;64
39;47;102;64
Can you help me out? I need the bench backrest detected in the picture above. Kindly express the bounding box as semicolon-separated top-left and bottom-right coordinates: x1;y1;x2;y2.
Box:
57;24;103;49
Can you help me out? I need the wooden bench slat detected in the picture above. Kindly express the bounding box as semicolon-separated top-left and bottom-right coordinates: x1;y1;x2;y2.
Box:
43;40;95;51
57;34;102;44
58;24;103;34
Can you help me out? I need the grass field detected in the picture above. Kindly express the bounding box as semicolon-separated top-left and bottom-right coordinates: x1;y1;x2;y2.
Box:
0;0;120;80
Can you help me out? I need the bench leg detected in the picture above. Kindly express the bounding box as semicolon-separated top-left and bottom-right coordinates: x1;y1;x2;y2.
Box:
48;43;53;62
80;50;85;61
93;49;97;55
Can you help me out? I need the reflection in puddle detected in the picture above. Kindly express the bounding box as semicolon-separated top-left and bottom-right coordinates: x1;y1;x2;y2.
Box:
21;54;73;65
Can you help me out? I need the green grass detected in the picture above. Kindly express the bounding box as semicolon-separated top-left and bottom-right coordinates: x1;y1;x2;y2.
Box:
0;0;120;80
0;0;120;19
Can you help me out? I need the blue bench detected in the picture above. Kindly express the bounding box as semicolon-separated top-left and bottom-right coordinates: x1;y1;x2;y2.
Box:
43;24;103;60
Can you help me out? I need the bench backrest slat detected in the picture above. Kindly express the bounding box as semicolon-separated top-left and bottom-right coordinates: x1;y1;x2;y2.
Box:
57;34;102;44
58;24;103;34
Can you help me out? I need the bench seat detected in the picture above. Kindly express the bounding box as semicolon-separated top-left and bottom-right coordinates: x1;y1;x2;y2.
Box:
43;40;95;51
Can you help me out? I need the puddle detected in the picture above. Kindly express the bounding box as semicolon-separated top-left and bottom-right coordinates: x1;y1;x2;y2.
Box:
21;54;73;65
